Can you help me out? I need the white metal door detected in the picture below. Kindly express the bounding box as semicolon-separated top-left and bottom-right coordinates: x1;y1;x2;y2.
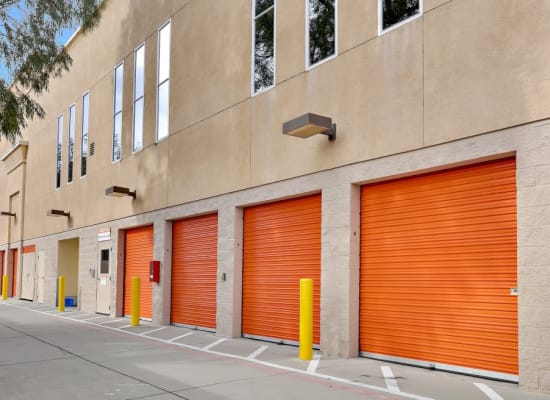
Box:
20;253;36;300
96;248;111;314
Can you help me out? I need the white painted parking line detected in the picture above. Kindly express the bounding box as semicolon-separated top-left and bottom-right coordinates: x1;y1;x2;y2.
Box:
59;312;86;318
474;383;504;400
118;325;132;329
3;301;438;400
167;332;194;342
307;354;322;374
247;345;268;360
203;338;226;350
96;318;125;325
381;365;400;393
141;326;167;336
80;315;108;321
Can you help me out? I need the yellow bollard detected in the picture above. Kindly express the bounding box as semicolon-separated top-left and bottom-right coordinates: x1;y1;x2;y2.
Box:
2;275;8;301
131;277;140;326
299;278;313;361
58;276;65;312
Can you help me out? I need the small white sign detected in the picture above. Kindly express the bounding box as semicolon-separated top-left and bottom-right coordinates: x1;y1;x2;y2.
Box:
100;278;107;286
98;228;111;242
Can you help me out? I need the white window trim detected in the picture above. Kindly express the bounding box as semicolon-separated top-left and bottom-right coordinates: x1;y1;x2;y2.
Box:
133;43;145;153
156;20;171;143
112;62;123;164
378;0;423;36
80;91;89;179
67;103;76;184
305;0;338;70
251;0;276;96
55;113;63;190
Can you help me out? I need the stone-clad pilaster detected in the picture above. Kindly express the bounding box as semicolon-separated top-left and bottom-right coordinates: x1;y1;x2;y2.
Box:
114;228;124;317
516;122;550;391
153;219;172;325
216;206;243;337
321;182;360;357
77;228;100;314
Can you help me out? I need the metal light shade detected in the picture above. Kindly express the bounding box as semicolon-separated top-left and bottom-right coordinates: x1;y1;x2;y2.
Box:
47;209;70;218
105;186;136;199
282;113;336;141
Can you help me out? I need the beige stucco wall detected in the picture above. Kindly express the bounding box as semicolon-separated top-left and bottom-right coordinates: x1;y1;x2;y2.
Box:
2;0;546;241
424;0;550;145
0;161;6;244
0;143;27;247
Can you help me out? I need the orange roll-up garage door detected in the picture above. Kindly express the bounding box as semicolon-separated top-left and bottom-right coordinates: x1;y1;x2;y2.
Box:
242;194;321;344
360;158;517;376
124;225;154;319
171;213;218;329
11;249;18;297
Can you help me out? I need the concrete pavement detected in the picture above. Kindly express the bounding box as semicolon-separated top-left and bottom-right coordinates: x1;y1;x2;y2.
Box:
0;299;548;400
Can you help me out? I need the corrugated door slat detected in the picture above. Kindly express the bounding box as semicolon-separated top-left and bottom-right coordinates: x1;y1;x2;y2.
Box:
11;249;18;297
171;213;218;329
242;194;321;344
124;226;154;318
360;158;518;375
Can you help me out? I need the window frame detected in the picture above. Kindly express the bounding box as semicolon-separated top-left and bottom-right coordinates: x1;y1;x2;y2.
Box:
305;0;338;70
251;0;276;96
378;0;423;35
112;62;124;163
133;43;145;153
100;249;110;274
67;103;76;184
156;20;171;143
80;91;89;178
55;114;63;190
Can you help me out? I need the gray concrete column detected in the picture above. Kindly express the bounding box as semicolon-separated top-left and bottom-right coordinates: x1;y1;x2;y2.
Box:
516;123;550;390
114;228;124;317
216;206;243;337
321;182;360;357
153;219;172;326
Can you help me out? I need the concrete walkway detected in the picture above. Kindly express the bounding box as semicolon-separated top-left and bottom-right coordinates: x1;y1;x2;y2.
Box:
0;299;548;400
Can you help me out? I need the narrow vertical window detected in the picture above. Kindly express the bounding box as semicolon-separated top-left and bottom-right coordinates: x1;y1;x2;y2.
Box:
56;115;63;189
133;45;145;152
380;0;421;33
67;104;75;183
100;249;109;274
81;92;89;177
307;0;336;67
253;0;275;94
157;22;171;141
113;63;123;162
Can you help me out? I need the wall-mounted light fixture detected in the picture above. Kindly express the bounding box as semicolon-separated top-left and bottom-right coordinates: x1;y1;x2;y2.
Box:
0;211;16;217
105;186;136;199
47;209;71;218
282;113;336;141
